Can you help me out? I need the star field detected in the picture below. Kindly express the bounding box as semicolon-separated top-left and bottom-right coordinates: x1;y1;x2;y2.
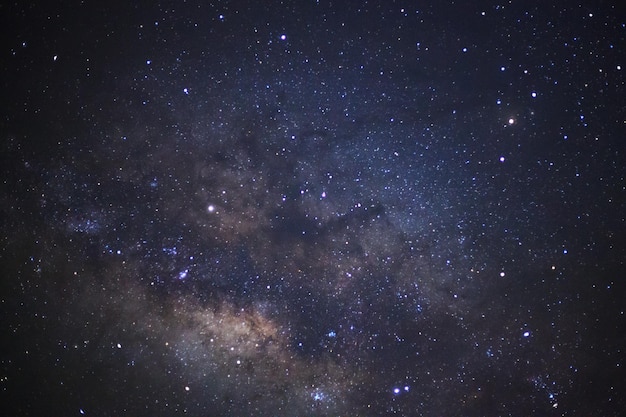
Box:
1;1;625;416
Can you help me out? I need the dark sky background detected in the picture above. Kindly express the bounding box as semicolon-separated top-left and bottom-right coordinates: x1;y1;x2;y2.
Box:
1;1;625;416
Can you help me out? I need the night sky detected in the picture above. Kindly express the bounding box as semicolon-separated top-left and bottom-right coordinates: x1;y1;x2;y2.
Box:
2;1;625;416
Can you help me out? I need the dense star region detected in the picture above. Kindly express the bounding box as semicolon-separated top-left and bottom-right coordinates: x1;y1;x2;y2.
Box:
1;1;625;416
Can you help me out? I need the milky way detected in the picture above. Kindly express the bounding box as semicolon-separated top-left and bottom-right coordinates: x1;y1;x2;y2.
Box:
1;1;625;416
